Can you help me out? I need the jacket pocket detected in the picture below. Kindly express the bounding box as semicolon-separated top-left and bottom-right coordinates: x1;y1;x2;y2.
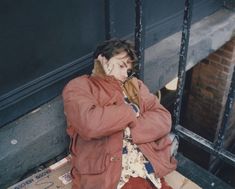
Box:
75;137;110;174
76;153;109;174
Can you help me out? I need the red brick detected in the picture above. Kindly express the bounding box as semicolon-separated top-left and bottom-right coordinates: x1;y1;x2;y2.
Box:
215;49;233;59
232;54;235;62
216;84;227;92
222;44;235;53
202;66;219;76
201;59;210;64
185;37;235;145
221;58;232;66
230;37;235;45
200;88;214;99
213;62;225;71
223;66;231;73
207;54;221;63
213;93;224;103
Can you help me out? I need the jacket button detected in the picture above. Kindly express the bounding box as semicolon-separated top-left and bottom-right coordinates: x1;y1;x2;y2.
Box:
110;156;119;162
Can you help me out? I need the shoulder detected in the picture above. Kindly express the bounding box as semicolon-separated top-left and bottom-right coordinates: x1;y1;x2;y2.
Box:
62;75;92;96
134;78;150;93
127;77;150;94
66;75;90;86
64;75;92;90
130;77;146;87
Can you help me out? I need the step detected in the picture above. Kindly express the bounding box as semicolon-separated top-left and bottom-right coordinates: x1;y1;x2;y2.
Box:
8;155;201;189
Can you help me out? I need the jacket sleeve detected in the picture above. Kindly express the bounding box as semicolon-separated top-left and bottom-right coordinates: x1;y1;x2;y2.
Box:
62;76;137;140
131;80;172;144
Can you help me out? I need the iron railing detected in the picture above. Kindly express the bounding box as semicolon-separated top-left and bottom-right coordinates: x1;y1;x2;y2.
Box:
104;0;235;172
134;0;145;80
134;0;235;173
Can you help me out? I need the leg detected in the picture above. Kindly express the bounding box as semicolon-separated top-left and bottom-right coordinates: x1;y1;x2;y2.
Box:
121;177;157;189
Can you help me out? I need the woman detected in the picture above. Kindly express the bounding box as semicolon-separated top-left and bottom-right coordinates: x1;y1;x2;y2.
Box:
62;39;178;189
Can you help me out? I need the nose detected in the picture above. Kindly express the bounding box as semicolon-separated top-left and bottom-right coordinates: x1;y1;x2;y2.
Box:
124;68;128;78
120;68;128;82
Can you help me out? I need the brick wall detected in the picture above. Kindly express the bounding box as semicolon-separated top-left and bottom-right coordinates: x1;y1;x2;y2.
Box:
185;37;235;147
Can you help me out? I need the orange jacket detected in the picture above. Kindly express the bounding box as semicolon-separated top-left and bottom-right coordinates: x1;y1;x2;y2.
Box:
62;75;177;189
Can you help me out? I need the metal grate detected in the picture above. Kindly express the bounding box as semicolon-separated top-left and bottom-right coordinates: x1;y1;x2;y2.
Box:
134;0;235;169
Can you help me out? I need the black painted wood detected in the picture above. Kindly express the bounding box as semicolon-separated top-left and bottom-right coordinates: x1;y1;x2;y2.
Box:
134;0;145;80
104;0;116;39
173;0;193;128
0;0;105;127
0;54;93;127
0;0;223;127
175;125;235;167
0;97;69;188
177;153;234;189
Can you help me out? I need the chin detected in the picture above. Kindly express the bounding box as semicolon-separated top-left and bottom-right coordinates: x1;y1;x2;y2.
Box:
120;78;127;82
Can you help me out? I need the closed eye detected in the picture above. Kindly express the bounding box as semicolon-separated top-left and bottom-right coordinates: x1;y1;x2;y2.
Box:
119;64;125;68
118;61;126;68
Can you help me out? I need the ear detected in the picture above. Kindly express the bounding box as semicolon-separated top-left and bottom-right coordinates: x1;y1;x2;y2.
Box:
97;54;108;66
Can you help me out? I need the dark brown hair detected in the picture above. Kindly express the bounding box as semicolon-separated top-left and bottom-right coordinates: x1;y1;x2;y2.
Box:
93;38;137;63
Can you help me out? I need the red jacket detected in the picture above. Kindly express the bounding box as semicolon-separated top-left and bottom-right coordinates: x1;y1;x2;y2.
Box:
62;75;177;189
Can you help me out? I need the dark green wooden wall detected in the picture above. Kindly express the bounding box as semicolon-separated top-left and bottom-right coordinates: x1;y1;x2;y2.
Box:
0;0;223;127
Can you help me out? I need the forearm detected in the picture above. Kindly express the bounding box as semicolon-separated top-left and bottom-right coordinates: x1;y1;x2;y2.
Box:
130;80;172;144
131;109;172;144
64;99;137;140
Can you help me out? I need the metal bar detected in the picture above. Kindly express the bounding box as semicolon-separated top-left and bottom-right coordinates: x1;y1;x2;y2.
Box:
214;65;235;150
104;0;115;40
208;63;235;173
175;125;235;167
134;0;145;80
173;0;193;128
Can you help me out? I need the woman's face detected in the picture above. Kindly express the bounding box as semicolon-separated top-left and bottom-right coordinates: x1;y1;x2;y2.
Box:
101;51;133;82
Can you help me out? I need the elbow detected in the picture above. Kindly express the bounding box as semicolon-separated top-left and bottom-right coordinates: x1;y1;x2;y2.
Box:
78;120;100;141
78;127;95;141
79;128;103;141
167;111;172;127
77;118;97;140
162;110;172;133
65;116;95;141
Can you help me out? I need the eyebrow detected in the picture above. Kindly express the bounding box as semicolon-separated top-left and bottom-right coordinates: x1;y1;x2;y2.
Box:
121;61;128;67
115;56;133;68
121;61;133;69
